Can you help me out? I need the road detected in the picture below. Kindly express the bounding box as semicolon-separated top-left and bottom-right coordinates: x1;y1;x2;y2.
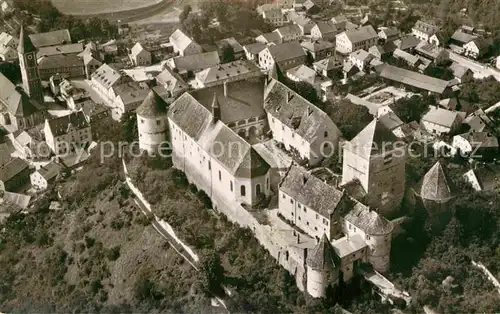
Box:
448;51;500;82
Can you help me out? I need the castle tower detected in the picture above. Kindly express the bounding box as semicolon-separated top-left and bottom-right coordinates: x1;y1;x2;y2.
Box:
306;234;339;298
18;26;43;104
341;119;406;216
137;90;169;154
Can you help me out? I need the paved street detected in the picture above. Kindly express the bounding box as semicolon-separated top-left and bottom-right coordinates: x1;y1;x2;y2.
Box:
448;51;500;82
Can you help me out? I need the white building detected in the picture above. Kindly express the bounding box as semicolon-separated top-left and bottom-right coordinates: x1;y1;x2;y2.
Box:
335;25;379;54
169;29;203;57
452;132;498;157
137;90;169;154
168;84;272;207
243;43;267;61
195;60;262;88
348;49;374;71
463;38;489;59
155;67;189;98
341;119;407;216
421;107;465;135
411;20;439;42
30;161;61;190
59;79;93;111
0;32;18;62
258;42;306;71
257;4;286;27
311;21;338;41
129;42;152;67
264;79;341;166
44;111;92;156
273;24;303;43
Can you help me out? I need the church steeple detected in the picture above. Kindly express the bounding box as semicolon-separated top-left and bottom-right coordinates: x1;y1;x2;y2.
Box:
18;25;43;104
211;92;221;123
18;25;36;54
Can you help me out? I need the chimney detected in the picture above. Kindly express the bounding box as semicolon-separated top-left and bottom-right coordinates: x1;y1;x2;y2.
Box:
223;80;228;97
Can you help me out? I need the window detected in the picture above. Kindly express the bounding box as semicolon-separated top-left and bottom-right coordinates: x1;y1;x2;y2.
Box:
140;119;144;123
282;193;285;199
323;218;328;226
316;214;319;219
208;161;211;170
290;199;294;204
298;216;301;221
218;171;221;181
314;227;318;231
230;181;233;192
324;131;328;137
303;207;306;213
240;185;246;196
156;119;161;125
366;235;371;240
298;204;301;209
383;153;393;165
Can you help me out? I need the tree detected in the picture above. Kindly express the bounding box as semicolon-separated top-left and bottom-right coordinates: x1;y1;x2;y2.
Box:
179;4;192;24
0;62;21;83
220;43;234;63
390;95;430;123
198;250;225;296
325;99;373;140
122;111;138;142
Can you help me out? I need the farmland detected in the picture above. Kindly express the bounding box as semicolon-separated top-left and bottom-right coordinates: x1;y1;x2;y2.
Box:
51;0;162;15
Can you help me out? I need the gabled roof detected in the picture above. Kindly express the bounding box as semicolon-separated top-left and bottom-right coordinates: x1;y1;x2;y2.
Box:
91;63;124;90
412;20;439;36
455;131;498;149
286;64;316;84
313;55;343;71
301;39;335;52
379;27;400;38
256;32;281;44
191;77;266;124
168;93;213;140
415;41;448;60
344;202;393;235
345;119;398;159
467;165;500;191
130;42;148;57
350;49;373;62
0;157;29;183
243;42;267;55
136;90;168;118
0;73;40;117
37;54;83;70
451;30;477;44
280;164;346;218
265;42;306;62
274;24;302;38
393;48;420;66
169;51;220;72
449;62;471;78
37;42;84;57
421;106;465;128
463;109;494;133
155;67;188;95
169;29;200;52
46;111;89;137
340;25;378;44
306;234;337;270
28;29;71;48
377;64;450;94
394;35;420;51
36;161;61;181
313;21;337;36
195;60;260;85
264;79;338;142
379;111;403;130
417;161;453;202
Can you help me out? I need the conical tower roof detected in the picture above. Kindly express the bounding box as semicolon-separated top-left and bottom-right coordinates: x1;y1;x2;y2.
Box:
136;90;168;118
306;234;337;270
347;119;399;159
18;26;36;54
418;161;454;202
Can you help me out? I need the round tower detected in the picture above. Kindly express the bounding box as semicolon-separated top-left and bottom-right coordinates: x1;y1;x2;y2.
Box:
365;226;393;273
306;234;339;298
137;90;169;154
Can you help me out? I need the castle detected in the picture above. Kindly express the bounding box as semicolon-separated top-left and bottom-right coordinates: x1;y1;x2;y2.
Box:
136;74;408;301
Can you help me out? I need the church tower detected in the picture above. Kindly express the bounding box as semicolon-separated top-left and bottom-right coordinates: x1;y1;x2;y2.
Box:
18;26;43;104
341;119;406;216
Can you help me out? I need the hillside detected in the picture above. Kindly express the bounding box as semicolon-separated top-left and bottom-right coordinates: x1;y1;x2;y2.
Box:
51;0;162;15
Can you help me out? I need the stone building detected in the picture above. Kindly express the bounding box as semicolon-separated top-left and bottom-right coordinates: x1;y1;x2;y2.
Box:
341;119;406;216
44;111;92;156
137;90;169;154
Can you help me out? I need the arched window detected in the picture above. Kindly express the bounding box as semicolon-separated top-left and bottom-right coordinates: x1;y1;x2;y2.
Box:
256;184;261;195
240;185;246;196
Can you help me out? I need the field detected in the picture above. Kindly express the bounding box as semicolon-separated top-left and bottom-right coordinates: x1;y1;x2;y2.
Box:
51;0;162;15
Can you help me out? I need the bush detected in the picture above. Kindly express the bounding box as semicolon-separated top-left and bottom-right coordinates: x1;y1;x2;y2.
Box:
105;246;120;261
84;236;95;249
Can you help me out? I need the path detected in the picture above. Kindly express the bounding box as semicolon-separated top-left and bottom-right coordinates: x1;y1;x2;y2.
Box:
448;51;500;82
122;159;229;312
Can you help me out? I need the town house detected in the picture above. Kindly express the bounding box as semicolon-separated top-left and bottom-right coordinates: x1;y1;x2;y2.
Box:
44;111;92;156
